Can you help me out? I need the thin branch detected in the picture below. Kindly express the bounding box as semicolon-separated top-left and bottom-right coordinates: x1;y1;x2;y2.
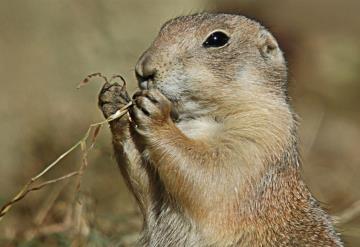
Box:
0;73;133;221
32;172;80;191
32;141;81;181
334;200;360;225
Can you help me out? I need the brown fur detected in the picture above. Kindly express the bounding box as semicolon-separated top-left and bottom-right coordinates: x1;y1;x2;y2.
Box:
99;13;343;246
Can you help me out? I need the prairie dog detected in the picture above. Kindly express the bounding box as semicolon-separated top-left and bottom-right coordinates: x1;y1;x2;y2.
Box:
99;13;343;247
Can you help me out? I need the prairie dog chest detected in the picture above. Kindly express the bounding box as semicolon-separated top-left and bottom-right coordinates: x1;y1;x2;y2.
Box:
176;117;222;140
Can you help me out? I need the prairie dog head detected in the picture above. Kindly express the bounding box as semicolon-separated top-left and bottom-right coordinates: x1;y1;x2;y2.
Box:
135;13;289;119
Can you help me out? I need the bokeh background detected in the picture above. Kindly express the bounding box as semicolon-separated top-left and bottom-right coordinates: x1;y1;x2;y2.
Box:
0;0;359;246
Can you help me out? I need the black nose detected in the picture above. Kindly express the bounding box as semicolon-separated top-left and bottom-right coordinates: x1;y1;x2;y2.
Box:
135;53;156;82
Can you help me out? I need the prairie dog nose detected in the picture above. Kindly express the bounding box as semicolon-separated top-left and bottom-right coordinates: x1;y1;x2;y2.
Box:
135;53;156;81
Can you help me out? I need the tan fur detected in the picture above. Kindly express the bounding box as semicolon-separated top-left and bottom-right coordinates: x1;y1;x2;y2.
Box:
99;13;343;246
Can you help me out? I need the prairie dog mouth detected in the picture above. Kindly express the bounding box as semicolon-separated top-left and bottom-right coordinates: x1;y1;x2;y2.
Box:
136;76;181;105
136;78;180;121
138;79;157;90
138;79;148;90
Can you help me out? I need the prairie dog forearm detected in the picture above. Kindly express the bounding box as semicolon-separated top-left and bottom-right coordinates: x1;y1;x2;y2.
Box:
110;121;151;216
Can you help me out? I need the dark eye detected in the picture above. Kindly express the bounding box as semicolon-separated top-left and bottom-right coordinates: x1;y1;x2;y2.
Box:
203;31;230;48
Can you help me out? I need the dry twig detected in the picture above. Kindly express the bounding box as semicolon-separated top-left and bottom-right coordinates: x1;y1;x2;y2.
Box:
0;73;132;222
334;200;360;225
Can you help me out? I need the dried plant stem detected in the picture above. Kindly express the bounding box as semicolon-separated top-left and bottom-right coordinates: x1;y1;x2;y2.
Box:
0;101;132;221
334;200;360;225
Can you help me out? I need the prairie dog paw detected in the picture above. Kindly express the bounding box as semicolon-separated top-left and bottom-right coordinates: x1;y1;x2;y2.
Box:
98;82;130;119
130;89;172;132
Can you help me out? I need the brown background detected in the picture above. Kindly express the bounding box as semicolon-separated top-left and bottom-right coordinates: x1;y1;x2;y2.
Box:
0;0;359;246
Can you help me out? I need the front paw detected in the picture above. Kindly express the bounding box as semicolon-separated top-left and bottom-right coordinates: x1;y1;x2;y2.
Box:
98;82;130;119
130;89;172;134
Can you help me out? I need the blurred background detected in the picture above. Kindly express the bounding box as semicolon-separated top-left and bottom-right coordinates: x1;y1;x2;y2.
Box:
0;0;359;246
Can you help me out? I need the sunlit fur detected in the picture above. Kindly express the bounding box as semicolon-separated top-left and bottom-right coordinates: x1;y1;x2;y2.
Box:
104;13;343;246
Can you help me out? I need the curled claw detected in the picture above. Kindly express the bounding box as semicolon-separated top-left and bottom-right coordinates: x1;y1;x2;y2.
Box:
109;74;127;86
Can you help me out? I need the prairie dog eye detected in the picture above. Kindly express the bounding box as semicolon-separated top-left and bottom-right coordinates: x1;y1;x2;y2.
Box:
203;31;230;48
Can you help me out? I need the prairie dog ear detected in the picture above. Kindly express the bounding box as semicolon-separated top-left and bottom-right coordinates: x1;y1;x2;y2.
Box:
257;29;284;63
